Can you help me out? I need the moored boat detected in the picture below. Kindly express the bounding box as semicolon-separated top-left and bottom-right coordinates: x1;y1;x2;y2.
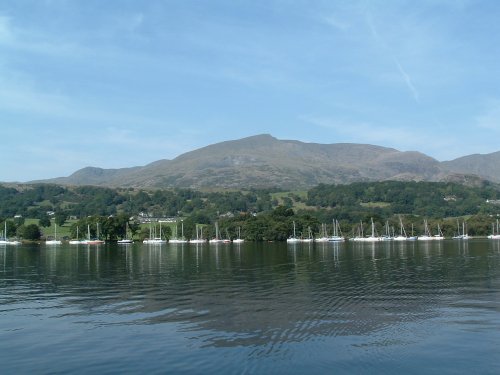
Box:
45;224;62;245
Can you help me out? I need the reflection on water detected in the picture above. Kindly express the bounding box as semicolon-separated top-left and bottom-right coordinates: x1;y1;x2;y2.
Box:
1;240;500;374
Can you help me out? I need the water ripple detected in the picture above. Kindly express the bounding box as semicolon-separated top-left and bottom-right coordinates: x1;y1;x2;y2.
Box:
1;241;500;374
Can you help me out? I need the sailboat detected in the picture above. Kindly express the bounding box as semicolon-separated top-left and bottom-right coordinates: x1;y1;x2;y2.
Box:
393;217;407;241
300;226;314;242
209;221;224;244
118;223;133;244
453;220;470;240
461;221;471;240
363;218;381;242
487;219;500;239
83;223;105;245
433;224;445;240
143;222;166;244
190;225;206;244
170;222;188;244
178;221;188;243
169;223;180;243
351;221;365;241
46;224;62;245
314;223;329;242
380;220;393;241
329;219;344;242
407;223;417;241
286;221;300;243
69;226;84;244
0;221;21;245
233;227;244;243
142;222;154;244
223;228;232;243
418;219;433;241
0;223;7;245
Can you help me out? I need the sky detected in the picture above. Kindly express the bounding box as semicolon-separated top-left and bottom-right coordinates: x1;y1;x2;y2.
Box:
2;0;500;182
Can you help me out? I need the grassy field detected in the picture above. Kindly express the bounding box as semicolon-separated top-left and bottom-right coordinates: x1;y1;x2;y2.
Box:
25;218;77;239
360;202;391;208
270;191;314;210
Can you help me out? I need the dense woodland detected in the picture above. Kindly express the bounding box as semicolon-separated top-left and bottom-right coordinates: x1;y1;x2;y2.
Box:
1;180;500;241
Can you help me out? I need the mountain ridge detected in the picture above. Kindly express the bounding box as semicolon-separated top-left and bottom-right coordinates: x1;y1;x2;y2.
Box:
31;134;498;189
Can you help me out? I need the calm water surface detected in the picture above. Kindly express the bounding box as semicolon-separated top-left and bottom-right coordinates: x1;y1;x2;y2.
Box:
1;240;499;374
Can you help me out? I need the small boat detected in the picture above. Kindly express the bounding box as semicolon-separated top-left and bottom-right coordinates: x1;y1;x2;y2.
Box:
314;223;329;242
81;223;105;245
169;222;188;243
393;217;407;241
328;219;345;242
380;220;393;241
209;222;224;244
350;221;365;241
69;226;84;244
118;223;133;244
487;220;500;239
363;218;382;242
0;221;21;245
46;224;62;245
453;220;471;240
433;224;445;240
418;219;433;241
232;227;244;243
143;222;166;244
190;225;206;244
407;223;417;241
286;221;300;243
117;239;133;244
300;227;314;242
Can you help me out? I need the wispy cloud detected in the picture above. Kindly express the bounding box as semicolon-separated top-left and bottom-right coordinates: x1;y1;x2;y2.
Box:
394;58;420;103
364;7;420;103
0;12;86;58
0;75;169;129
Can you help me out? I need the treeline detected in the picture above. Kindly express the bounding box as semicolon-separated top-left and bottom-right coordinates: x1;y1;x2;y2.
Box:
0;184;274;221
1;181;500;241
306;181;500;220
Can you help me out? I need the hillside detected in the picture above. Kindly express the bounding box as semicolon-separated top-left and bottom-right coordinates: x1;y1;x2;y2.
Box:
441;152;500;183
36;134;477;189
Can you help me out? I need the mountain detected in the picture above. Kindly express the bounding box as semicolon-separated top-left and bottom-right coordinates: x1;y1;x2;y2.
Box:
441;152;500;183
48;166;143;186
37;134;461;190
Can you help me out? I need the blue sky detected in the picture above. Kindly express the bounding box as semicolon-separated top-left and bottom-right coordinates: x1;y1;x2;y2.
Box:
2;0;500;181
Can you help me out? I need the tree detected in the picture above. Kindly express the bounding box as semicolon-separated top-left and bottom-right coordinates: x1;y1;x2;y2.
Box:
20;224;41;240
39;214;51;228
54;211;67;227
14;216;25;227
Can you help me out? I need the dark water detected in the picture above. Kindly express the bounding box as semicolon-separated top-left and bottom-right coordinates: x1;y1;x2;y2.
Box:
1;240;499;374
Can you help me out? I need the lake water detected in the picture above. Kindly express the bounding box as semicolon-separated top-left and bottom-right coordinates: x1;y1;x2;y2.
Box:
1;240;499;374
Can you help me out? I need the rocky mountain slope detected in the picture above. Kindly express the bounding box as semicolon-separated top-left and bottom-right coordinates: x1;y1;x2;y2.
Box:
37;134;487;189
441;152;500;183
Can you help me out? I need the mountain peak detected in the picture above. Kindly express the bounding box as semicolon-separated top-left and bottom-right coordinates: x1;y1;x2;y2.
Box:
33;134;471;189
